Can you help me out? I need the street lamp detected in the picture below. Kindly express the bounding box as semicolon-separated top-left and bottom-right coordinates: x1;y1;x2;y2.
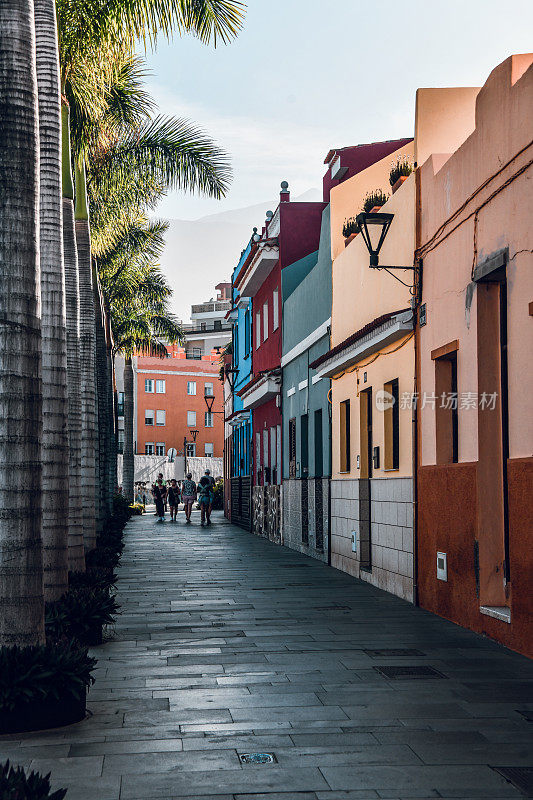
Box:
204;391;215;413
356;211;395;268
224;365;239;393
183;430;199;477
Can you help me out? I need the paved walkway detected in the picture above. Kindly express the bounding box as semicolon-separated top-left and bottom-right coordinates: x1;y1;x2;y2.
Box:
1;510;533;799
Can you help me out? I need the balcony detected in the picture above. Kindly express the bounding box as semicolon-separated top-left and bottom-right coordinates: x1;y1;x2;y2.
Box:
182;320;232;335
191;301;231;315
237;239;279;298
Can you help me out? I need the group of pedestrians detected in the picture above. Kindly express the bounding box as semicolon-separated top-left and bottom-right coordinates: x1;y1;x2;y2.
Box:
151;470;216;526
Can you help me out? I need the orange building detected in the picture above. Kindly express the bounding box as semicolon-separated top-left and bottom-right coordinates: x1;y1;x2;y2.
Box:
133;345;224;462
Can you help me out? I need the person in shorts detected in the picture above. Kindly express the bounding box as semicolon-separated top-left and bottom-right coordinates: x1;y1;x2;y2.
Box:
167;479;180;522
181;473;197;523
198;475;214;526
153;477;166;523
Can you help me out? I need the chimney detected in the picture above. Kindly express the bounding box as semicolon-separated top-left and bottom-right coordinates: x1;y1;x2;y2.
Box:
280;180;290;202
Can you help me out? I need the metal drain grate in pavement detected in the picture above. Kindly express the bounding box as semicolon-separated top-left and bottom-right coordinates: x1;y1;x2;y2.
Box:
239;753;277;764
491;767;533;797
374;665;447;680
365;648;425;657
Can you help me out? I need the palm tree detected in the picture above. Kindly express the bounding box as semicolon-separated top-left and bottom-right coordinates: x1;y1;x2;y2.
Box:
0;0;45;646
34;0;70;601
112;279;183;503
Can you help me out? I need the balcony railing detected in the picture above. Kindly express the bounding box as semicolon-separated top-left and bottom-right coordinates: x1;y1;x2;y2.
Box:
191;301;231;314
182;320;232;334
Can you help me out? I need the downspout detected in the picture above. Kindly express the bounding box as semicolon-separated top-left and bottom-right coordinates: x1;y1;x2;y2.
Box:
412;166;423;607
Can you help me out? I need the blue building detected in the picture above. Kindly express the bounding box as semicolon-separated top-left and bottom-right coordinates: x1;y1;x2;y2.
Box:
226;235;254;528
281;205;332;561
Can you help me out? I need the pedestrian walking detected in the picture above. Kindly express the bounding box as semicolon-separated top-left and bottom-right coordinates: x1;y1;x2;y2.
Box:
181;473;197;523
153;477;166;523
203;469;216;524
167;479;180;522
198;474;214;527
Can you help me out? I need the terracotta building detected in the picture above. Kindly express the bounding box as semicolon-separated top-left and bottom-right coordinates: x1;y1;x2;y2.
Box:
134;345;224;463
416;54;533;657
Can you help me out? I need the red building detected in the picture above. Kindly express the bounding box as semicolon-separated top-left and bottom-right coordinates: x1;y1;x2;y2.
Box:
234;182;326;539
134;345;224;463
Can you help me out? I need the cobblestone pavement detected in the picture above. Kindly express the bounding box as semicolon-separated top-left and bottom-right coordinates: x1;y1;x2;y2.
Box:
1;510;533;799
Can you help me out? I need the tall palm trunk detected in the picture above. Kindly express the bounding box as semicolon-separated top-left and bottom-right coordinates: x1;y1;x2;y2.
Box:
105;315;116;512
93;265;109;530
75;159;97;552
0;0;45;645
35;0;69;601
122;357;134;501
61;102;84;571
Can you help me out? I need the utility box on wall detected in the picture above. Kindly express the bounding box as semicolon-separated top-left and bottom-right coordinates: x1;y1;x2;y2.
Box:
437;551;448;581
351;532;357;553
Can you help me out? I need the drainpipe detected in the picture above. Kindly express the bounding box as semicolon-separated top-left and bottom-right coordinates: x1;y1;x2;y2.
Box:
412;166;423;607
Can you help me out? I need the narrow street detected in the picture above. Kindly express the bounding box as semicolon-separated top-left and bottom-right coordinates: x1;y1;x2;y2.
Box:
2;510;533;799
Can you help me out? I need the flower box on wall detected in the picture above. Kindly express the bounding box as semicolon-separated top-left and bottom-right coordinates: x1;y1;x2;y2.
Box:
391;175;409;194
344;232;359;247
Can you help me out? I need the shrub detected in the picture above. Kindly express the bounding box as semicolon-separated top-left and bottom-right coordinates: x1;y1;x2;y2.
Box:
363;189;389;212
69;568;117;591
45;587;120;646
0;642;95;714
389;155;413;186
342;217;360;238
212;480;224;510
0;761;67;800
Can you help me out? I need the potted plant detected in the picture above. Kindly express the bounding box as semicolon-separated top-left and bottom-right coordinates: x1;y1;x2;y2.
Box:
0;761;68;799
363;189;389;213
0;642;95;734
45;587;120;647
342;217;360;246
389;156;413;193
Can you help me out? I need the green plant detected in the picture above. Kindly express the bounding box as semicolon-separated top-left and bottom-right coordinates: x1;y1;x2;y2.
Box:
342;217;360;238
0;761;67;800
85;546;121;572
45;588;120;644
212;479;224;510
389;155;413;186
129;503;144;515
69;568;117;591
363;189;389;212
0;642;96;714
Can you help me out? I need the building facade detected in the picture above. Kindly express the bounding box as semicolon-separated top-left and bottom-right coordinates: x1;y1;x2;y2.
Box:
281;206;331;561
134;346;224;464
227;240;254;529
416;55;533;657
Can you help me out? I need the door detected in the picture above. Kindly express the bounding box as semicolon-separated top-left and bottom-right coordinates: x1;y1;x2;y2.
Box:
359;388;372;570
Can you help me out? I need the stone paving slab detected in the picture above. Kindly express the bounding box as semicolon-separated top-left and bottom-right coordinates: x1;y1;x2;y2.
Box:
1;508;532;799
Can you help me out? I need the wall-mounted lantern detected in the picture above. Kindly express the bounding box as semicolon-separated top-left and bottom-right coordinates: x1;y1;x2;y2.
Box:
356;211;414;271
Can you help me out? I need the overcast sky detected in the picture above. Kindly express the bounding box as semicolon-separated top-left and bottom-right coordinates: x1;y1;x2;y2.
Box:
142;0;533;222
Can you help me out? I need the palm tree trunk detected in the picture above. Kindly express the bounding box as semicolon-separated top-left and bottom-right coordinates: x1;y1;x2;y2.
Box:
75;159;97;552
0;0;45;646
93;265;108;530
35;0;69;602
105;317;116;512
122;357;134;501
61;102;84;571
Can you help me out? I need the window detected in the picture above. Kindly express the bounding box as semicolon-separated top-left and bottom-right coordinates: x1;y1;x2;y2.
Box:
263;429;270;483
117;391;124;417
255;312;261;349
117;429;124;454
145;409;154;426
434;349;458;464
214;319;222;331
384;378;400;470
204;382;214;396
263;301;269;341
339;399;350;472
186;442;196;457
255;431;261;478
244;310;251;356
156;442;165;456
270;426;277;484
186;348;202;360
156;379;166;394
200;322;206;331
145;379;154;393
314;409;323;477
156;409;166;426
205;411;213;428
273;289;279;330
205;442;214;457
233;323;239;366
276;425;281;485
288;418;296;478
145;442;154;455
187;381;197;395
187;411;196;427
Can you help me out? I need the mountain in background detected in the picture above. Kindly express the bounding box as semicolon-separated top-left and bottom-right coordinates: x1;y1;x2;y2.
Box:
159;188;321;322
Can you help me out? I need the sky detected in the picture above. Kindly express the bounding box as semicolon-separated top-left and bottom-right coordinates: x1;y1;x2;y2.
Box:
142;0;533;222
